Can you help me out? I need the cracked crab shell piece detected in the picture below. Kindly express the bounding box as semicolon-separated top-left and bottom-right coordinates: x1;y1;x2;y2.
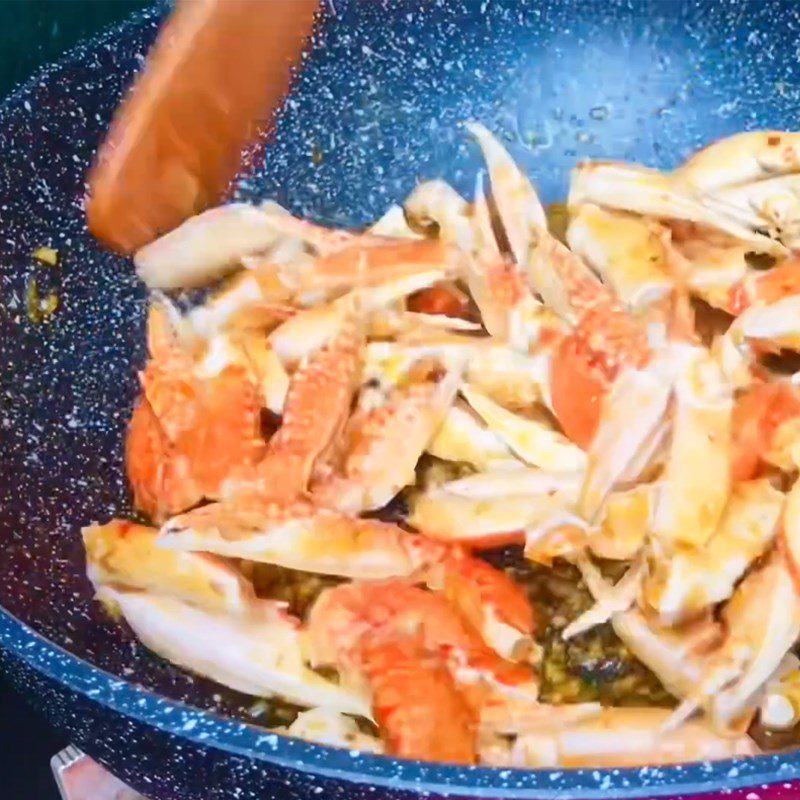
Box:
408;488;574;544
651;351;733;548
567;204;673;310
460;384;586;472
482;706;757;769
427;400;519;470
645;479;783;625
160;500;447;581
97;586;369;716
83;519;254;614
579;360;674;521
311;371;460;514
135;203;283;290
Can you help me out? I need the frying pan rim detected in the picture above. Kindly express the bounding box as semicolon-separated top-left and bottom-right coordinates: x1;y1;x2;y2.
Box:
0;2;799;797
2;601;798;799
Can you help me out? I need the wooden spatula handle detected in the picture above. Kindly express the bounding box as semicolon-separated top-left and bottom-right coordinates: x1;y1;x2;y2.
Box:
86;0;319;254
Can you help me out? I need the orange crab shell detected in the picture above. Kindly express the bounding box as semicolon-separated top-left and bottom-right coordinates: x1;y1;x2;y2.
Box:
550;333;608;450
727;255;800;316
360;635;477;765
442;554;538;639
731;381;800;481
125;364;265;521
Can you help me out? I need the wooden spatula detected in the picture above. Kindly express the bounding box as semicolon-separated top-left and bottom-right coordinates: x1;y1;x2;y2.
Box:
86;0;319;255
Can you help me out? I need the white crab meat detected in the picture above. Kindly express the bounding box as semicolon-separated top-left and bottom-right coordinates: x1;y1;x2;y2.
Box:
567;204;673;310
277;708;383;753
427;400;520;470
97;586;369;716
460;384;586;472
675;131;800;192
651;350;733;547
441;468;583;501
83;520;254;614
135;203;286;290
408;488;572;543
466;122;547;265
311;371;460;514
403;179;474;251
645;479;784;624
579;360;674;521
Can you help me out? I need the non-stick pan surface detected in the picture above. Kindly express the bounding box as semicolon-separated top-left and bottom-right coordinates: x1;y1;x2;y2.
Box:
2;2;800;798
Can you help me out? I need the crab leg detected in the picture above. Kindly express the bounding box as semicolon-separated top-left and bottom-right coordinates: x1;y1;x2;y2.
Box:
467;173;546;350
481;706;758;768
651;350;733;547
408;487;573;545
243;312;363;501
403;179;474;252
306;579;536;706
567;204;674;311
569;161;785;255
160;500;449;580
644;479;784;625
426;400;520;470
97;586;369;716
466;122;547;265
268;271;446;366
360;636;478;764
578;357;675;521
126;303;265;522
311;370;460;514
134;203;286;290
460;384;586;472
83;520;254;614
674;130;800;192
440;468;583;501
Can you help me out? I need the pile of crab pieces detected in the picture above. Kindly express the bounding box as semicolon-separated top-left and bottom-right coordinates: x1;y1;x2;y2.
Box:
85;125;800;767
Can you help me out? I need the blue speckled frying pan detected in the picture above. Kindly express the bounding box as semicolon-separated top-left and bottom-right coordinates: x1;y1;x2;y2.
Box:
2;2;800;798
